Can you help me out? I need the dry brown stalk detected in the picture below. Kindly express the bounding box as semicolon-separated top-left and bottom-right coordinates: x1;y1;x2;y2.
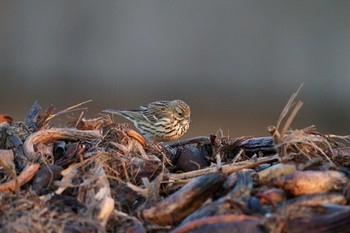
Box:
276;84;303;134
167;154;279;182
46;99;92;121
126;129;147;148
0;163;40;193
23;128;102;160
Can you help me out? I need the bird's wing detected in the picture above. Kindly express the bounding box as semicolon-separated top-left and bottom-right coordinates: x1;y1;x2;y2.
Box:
141;101;171;124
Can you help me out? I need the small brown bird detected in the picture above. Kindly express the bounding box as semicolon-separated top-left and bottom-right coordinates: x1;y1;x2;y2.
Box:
103;100;191;143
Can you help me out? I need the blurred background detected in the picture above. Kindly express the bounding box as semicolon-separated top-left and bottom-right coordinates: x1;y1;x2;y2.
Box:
1;1;349;139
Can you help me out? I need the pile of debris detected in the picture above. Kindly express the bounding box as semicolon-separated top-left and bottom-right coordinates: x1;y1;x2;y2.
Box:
0;96;349;233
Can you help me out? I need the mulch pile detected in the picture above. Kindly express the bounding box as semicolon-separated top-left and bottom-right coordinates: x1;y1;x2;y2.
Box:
0;94;350;233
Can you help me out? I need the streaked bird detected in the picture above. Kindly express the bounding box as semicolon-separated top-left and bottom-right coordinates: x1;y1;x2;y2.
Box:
103;100;191;143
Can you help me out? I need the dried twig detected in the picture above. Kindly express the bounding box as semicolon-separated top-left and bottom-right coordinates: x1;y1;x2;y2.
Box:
167;154;279;182
281;101;303;137
23;128;102;161
46;100;92;121
0;163;40;193
276;84;303;134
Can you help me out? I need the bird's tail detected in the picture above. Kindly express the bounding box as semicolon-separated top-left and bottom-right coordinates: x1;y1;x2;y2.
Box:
102;108;124;116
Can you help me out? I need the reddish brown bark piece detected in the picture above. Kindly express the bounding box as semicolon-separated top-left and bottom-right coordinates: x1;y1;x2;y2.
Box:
0;115;13;123
142;172;226;225
171;215;265;233
0;163;40;193
126;129;147;147
273;170;348;196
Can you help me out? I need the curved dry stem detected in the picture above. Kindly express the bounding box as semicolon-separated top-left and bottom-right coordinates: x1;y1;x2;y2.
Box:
23;128;102;161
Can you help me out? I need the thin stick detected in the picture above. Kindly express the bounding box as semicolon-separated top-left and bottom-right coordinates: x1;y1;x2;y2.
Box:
167;154;279;182
75;111;85;128
276;84;303;130
281;101;303;137
46;100;92;121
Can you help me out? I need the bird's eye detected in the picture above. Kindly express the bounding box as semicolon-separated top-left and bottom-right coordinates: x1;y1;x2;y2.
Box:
175;107;184;117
